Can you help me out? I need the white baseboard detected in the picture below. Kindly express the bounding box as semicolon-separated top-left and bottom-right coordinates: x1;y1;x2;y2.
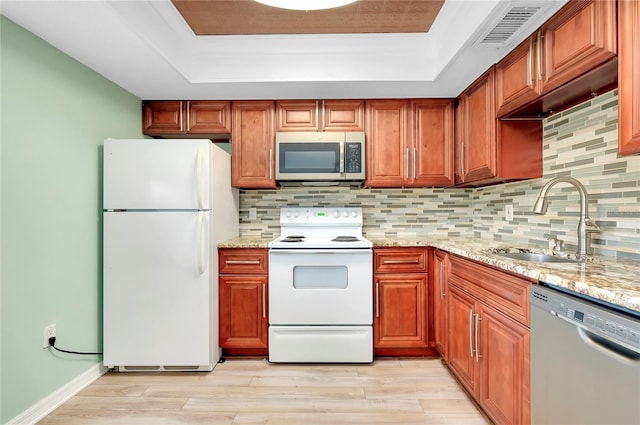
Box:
6;362;109;425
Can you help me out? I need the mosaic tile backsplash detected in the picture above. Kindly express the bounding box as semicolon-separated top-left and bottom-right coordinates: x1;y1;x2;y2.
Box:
239;90;640;261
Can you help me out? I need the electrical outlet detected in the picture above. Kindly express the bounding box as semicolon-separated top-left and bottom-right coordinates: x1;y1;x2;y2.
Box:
43;323;56;349
249;207;257;220
505;204;514;222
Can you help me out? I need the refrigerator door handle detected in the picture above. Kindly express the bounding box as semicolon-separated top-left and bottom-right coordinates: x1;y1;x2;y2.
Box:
197;211;207;275
196;147;205;210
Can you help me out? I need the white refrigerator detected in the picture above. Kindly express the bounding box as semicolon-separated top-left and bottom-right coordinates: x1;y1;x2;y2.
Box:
102;139;238;371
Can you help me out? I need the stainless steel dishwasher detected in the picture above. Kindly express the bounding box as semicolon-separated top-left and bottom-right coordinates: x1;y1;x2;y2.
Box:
530;284;640;424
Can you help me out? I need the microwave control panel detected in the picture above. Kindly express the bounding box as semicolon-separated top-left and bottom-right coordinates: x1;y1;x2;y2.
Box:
345;143;362;173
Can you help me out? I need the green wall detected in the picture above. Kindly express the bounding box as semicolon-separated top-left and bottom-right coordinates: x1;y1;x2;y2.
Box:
0;16;144;423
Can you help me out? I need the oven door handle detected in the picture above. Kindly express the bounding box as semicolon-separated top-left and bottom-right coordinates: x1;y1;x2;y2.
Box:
269;249;371;255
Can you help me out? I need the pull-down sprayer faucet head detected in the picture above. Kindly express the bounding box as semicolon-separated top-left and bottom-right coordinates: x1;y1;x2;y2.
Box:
532;197;548;215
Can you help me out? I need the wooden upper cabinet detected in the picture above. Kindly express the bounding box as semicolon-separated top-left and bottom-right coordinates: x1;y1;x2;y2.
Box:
456;67;542;187
275;100;364;131
143;100;232;136
459;68;497;184
275;100;318;131
496;0;617;118
540;0;617;95
411;99;454;187
143;101;185;135
322;100;365;131
366;99;454;188
187;101;231;134
231;101;276;189
619;0;640;155
496;37;541;117
365;100;409;187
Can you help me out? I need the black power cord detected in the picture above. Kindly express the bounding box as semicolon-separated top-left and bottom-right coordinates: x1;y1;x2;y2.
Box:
48;337;103;356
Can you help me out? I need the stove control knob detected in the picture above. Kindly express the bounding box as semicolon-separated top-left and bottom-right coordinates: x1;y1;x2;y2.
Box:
284;211;291;218
351;211;358;218
293;211;300;218
333;211;340;218
342;211;349;217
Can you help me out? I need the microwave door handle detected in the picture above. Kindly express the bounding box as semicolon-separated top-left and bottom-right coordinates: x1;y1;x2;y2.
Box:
339;141;345;174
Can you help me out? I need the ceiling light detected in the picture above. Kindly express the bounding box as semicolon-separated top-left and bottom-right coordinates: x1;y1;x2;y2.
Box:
254;0;358;11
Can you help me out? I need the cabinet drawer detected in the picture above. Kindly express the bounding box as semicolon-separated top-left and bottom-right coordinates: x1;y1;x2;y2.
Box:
448;255;532;326
219;248;268;274
374;248;428;273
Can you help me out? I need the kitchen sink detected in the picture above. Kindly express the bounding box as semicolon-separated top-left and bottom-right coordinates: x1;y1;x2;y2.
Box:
495;252;580;263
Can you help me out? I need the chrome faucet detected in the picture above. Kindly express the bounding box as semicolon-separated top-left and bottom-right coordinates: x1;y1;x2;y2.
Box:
533;177;600;260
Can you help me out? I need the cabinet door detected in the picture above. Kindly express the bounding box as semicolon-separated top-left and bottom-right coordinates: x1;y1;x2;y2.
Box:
447;285;479;395
460;68;497;184
219;275;268;353
142;101;185;135
365;100;409;187
231;101;276;189
374;274;429;351
322;100;365;131
540;0;617;95
275;100;318;131
478;305;530;425
433;250;449;359
495;36;540;117
410;99;454;187
454;97;465;185
187;101;231;134
619;0;640;155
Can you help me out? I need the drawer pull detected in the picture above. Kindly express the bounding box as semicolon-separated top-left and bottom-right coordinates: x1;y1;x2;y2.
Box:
382;259;420;265
225;260;261;265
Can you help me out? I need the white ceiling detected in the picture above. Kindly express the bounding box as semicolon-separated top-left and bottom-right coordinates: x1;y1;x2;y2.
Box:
1;0;568;100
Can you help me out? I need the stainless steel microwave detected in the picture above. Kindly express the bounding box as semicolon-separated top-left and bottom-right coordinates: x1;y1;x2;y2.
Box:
275;131;366;182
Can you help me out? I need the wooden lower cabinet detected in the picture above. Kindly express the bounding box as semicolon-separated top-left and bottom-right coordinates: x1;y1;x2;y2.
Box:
478;303;530;425
447;285;478;392
446;255;532;425
432;249;449;358
373;247;434;356
218;248;269;356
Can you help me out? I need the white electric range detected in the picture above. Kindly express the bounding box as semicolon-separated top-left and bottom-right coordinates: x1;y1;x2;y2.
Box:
268;207;373;363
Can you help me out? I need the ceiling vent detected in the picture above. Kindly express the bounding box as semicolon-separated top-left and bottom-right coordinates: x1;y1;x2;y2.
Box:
476;5;543;47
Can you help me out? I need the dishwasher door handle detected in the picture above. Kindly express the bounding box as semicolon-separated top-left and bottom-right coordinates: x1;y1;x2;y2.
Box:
576;326;640;364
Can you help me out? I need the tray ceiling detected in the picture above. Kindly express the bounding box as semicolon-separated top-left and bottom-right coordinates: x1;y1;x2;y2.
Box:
171;0;444;35
1;0;568;100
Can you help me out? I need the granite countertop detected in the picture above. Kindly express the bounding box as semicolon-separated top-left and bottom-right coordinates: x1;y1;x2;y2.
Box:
218;237;271;249
373;237;640;314
218;236;640;314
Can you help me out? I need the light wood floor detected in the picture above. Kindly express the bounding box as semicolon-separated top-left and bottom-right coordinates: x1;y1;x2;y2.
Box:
38;357;491;425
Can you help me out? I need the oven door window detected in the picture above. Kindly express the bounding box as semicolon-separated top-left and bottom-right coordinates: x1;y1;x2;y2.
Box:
293;265;348;289
279;143;340;174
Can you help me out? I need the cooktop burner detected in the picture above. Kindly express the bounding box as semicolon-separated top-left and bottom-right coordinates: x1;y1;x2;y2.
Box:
331;236;360;242
281;235;306;243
